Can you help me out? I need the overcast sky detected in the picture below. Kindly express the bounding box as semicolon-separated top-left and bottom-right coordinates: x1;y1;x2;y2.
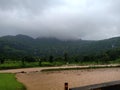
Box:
0;0;120;40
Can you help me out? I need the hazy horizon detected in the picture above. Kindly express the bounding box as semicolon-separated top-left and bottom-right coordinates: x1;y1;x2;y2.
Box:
0;0;120;40
1;34;120;41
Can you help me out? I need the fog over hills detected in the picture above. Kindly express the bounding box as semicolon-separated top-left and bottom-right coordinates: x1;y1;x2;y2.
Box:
0;0;120;40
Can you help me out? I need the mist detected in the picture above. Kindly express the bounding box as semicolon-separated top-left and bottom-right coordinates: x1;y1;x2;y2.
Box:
0;0;120;40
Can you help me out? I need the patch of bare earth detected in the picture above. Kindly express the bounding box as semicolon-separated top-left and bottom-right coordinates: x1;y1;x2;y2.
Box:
16;68;120;90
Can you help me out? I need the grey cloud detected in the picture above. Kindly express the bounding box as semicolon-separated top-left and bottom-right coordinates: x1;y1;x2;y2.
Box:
0;0;61;13
0;0;120;40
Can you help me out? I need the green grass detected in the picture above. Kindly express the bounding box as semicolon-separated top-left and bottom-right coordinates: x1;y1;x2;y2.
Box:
0;60;120;70
109;59;120;64
0;62;22;69
0;61;65;70
0;73;26;90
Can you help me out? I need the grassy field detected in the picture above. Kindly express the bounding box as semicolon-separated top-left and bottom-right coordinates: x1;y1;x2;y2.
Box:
0;59;120;70
0;73;26;90
0;61;64;70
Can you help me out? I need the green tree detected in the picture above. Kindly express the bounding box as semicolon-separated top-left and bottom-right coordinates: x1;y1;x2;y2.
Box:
64;53;68;63
0;57;5;64
36;57;42;66
21;57;25;67
24;56;35;62
49;55;54;63
99;53;110;63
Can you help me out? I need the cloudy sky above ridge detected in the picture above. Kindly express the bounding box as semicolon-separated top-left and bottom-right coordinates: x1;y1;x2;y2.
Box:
0;0;120;40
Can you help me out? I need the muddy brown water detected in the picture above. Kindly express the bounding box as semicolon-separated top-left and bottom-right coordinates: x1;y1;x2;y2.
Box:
16;68;120;90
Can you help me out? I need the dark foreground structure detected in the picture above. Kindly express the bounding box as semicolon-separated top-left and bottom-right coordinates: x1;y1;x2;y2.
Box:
69;80;120;90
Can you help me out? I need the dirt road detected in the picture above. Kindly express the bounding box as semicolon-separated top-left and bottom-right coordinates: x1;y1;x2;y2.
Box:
0;64;119;73
0;66;87;73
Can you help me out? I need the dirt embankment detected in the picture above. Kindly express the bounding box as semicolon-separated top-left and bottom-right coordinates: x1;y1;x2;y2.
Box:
0;64;119;73
16;68;120;90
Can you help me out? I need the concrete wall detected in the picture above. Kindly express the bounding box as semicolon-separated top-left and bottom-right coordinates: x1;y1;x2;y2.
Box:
70;80;120;90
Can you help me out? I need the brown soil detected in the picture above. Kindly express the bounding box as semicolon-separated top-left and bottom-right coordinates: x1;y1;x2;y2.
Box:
16;68;120;90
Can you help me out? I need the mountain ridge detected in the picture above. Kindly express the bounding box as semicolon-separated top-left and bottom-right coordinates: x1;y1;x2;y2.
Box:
0;34;120;58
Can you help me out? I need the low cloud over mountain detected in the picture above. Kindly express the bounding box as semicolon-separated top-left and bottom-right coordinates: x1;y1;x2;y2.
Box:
0;0;120;40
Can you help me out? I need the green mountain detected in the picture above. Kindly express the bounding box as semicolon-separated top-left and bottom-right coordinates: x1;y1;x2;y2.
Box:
0;34;120;58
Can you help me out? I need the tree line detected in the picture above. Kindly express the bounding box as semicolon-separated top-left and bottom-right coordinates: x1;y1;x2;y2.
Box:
0;47;120;66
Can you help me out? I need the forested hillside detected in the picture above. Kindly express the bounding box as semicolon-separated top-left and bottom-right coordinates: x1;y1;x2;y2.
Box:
0;34;120;58
0;34;120;68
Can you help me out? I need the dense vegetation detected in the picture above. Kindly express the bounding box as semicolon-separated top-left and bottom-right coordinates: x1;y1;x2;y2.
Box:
0;34;120;69
0;73;26;90
1;34;120;57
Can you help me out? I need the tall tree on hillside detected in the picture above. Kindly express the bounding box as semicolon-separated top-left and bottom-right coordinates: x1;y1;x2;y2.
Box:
0;57;5;64
35;56;42;66
21;57;25;66
24;56;35;62
64;52;68;63
49;55;54;63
